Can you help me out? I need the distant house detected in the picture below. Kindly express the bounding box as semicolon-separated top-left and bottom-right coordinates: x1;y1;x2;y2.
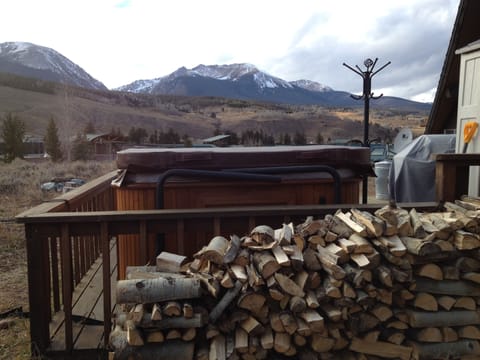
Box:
86;133;127;160
23;134;45;160
426;0;480;134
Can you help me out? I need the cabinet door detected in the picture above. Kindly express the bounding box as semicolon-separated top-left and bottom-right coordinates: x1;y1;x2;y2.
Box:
457;50;480;195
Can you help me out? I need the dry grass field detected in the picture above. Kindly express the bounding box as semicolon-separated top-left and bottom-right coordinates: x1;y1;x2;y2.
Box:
0;159;116;359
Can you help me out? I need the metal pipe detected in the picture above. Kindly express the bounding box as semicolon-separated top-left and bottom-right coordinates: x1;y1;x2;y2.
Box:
155;169;282;209
225;165;342;204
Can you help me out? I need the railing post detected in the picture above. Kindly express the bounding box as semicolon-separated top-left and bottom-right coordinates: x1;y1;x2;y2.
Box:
101;222;112;348
25;224;51;355
60;223;73;352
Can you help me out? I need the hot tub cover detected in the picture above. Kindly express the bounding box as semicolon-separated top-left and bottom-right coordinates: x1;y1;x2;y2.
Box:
116;145;373;174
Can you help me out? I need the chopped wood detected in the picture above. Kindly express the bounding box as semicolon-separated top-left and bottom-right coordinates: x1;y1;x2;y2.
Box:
437;296;456;311
413;278;480;296
274;272;305;297
298;309;325;332
454;296;477;310
350;337;412;360
455;230;480;250
116;277;202;304
310;333;335;353
273;332;291;354
351;209;384;238
229;265;248;283
408;310;480;328
271;244;290;267
260;326;274;349
237;292;266;313
413;292;438;311
166;329;181;340
409;208;426;239
377;235;407;257
411;327;443;342
209;281;243;323
316;245;346;280
156;252;188;273
252;251;280;279
145;330;164;343
151;303;162;321
399;236;440;256
200;236;229;265
163;301;182;317
125;319;144;346
458;325;480;340
348;233;374;254
335;211;367;236
250;225;275;244
182;328;196;341
416;263;443;280
442;326;459;342
235;327;248;353
409;340;480;360
209;334;226;360
223;235;241;264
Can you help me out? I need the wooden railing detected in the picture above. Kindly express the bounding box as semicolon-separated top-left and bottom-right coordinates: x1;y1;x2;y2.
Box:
16;170;437;358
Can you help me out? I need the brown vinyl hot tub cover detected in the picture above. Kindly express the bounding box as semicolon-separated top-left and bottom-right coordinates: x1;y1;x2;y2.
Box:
116;145;373;174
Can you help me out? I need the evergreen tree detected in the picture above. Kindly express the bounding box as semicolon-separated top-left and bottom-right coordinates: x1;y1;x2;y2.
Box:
1;112;25;163
293;131;307;145
71;134;92;161
44;117;63;162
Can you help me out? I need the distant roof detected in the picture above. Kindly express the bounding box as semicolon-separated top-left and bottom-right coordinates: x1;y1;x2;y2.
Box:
426;0;480;134
202;134;231;143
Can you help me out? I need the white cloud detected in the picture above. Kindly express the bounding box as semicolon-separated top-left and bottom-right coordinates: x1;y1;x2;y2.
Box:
0;0;460;102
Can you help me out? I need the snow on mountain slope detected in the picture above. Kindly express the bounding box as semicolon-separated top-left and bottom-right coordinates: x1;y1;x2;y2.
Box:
0;41;107;90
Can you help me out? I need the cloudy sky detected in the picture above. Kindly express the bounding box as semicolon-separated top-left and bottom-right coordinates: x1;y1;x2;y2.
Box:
1;0;460;102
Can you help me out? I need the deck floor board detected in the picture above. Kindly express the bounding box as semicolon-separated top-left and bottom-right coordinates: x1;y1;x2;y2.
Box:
49;240;117;352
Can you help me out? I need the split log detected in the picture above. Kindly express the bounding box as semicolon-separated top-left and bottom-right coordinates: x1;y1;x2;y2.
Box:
458;326;480;340
409;340;480;360
163;301;181;317
437;296;456;311
442;327;459;342
260;326;274;349
223;235;241;264
455;230;480;250
156;252;187;273
209;281;243;323
237;291;266;313
145;330;164;343
350;209;384;238
377;235;407;257
416;263;443;280
298;309;325;332
409;208;427;239
399;236;440;256
348;233;374;254
125;319;144;346
310;333;335;353
410;327;443;342
407;310;480;328
235;327;248;353
274;332;291;354
149;303;162;321
200;236;229;265
116;277;202;304
274;273;305;297
316;245;346;280
209;334;226;360
114;341;195;360
413;292;438;311
271;244;290;267
117;312;206;329
412;278;480;296
349;337;412;360
252;251;280;279
335;211;367;236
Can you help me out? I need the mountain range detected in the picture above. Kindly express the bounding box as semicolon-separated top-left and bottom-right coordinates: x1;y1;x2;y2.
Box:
0;41;430;112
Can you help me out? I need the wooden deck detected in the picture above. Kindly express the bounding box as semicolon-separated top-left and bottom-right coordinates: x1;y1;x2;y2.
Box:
47;240;117;357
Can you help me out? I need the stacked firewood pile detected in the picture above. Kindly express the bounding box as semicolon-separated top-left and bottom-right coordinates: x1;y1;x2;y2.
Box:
110;197;480;360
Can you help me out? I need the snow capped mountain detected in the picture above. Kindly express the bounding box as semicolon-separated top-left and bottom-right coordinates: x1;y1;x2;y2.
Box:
116;63;299;94
0;41;107;90
291;79;332;92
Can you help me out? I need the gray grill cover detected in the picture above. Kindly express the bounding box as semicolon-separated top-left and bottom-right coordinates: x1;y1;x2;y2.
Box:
389;134;456;202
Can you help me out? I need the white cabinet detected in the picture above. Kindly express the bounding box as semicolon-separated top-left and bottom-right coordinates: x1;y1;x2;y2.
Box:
456;40;480;196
